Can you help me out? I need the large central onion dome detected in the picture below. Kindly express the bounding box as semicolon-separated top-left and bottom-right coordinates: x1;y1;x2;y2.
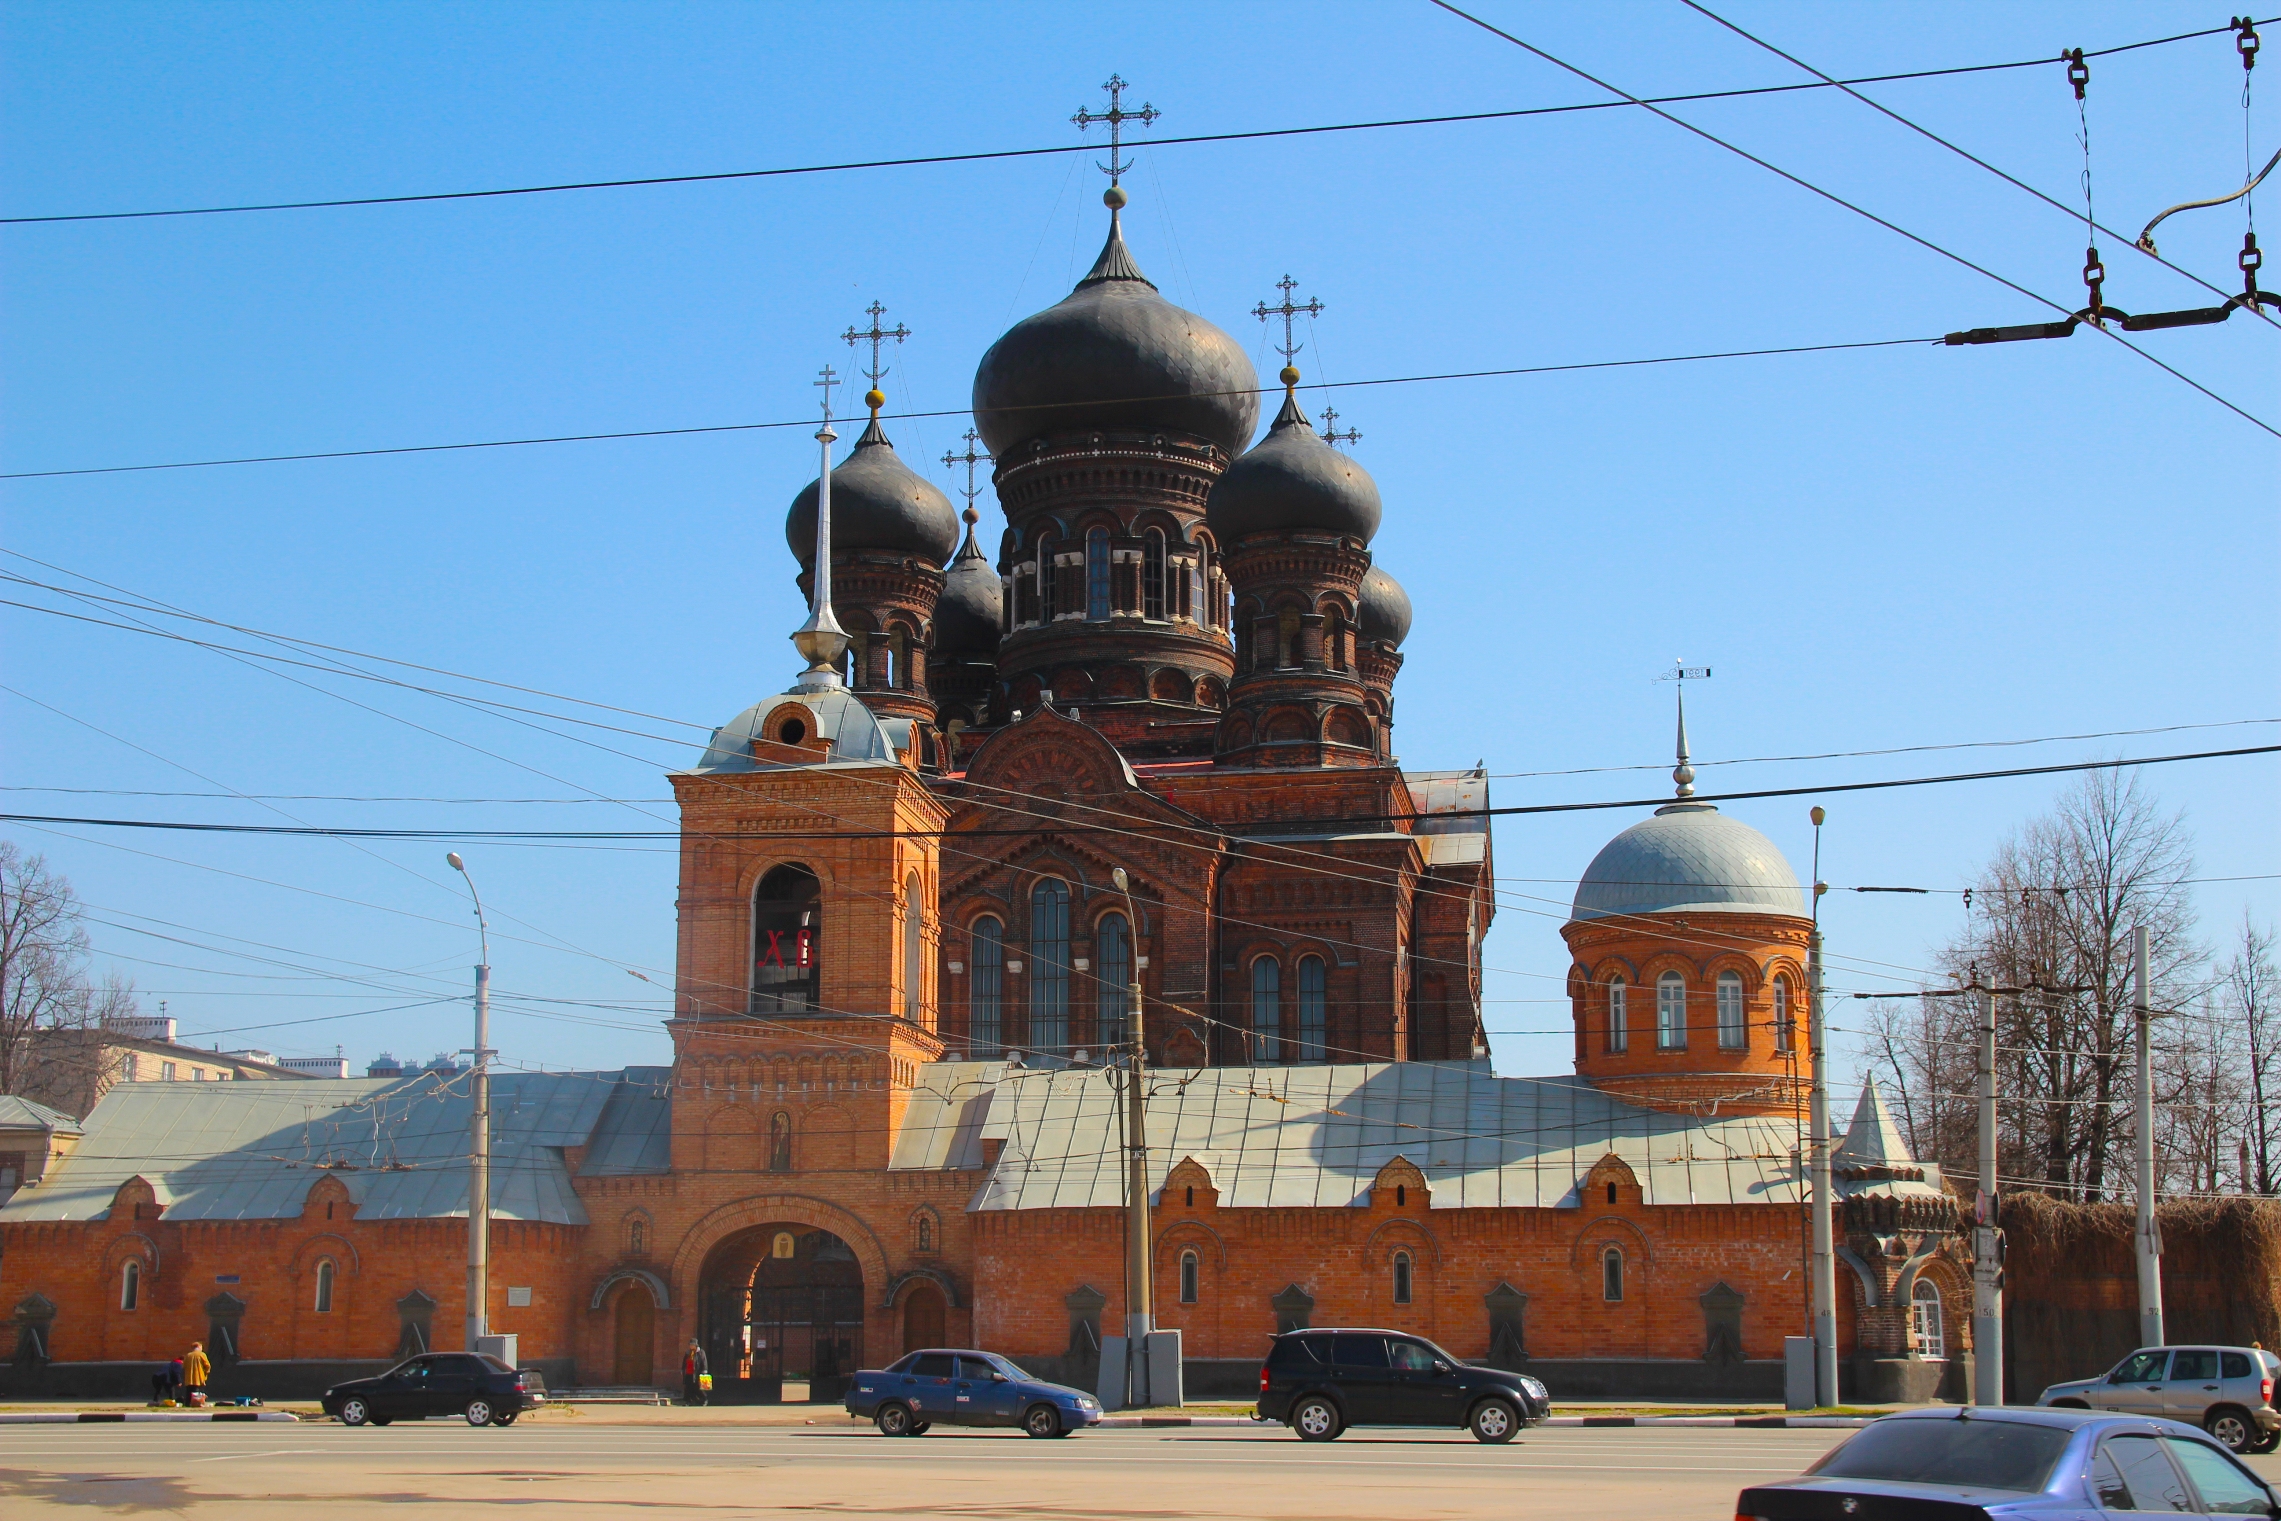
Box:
971;209;1259;458
1357;563;1412;647
1570;803;1805;922
1206;388;1382;543
786;414;960;567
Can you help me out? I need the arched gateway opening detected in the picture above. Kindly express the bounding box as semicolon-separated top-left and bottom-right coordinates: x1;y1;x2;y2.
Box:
699;1225;865;1404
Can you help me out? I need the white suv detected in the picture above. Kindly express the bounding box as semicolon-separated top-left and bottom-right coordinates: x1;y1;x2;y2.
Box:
2039;1345;2281;1453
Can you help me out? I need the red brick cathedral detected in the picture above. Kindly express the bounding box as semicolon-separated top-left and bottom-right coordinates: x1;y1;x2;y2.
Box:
1;189;1970;1406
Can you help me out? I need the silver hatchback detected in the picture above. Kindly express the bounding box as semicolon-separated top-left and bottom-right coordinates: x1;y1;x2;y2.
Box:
2038;1345;2281;1453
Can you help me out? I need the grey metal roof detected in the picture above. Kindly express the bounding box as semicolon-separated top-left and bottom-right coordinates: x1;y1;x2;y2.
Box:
578;1067;675;1176
1571;802;1805;922
0;1095;83;1134
0;1070;619;1224
686;686;896;773
911;1061;1819;1212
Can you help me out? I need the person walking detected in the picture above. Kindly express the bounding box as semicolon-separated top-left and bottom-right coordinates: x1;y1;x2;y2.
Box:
681;1339;708;1407
180;1341;211;1406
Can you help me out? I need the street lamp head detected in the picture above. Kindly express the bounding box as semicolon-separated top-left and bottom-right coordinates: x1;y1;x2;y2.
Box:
1111;867;1130;892
447;852;467;873
1809;806;1826;828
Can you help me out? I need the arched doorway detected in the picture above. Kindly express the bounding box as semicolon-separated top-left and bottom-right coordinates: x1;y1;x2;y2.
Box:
699;1224;865;1404
611;1283;655;1385
901;1283;946;1353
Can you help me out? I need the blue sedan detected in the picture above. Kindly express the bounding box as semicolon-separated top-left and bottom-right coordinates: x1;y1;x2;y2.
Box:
844;1349;1103;1439
1736;1405;2277;1518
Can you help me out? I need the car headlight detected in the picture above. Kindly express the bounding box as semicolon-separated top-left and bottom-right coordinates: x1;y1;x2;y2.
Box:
1076;1396;1098;1408
1519;1378;1548;1398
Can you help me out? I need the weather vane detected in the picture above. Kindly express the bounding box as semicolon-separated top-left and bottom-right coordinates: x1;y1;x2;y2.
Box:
1318;405;1361;449
942;429;992;507
1072;74;1159;188
1254;275;1325;369
1656;660;1711;800
841;301;910;392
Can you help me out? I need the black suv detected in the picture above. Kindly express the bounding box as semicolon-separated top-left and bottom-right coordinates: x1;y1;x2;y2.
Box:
323;1352;546;1427
1257;1328;1550;1443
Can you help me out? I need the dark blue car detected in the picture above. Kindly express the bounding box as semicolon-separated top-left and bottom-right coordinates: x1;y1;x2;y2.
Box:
1736;1405;2278;1518
844;1349;1103;1439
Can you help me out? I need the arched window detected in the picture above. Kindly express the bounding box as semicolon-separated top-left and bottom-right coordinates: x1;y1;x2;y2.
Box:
1392;1251;1414;1305
752;864;822;1014
1296;956;1327;1062
902;870;925;1024
1096;912;1131;1051
1251;957;1282;1063
1911;1279;1945;1359
1773;977;1795;1054
120;1259;140;1311
1036;532;1056;618
1144;530;1167;620
970;916;1004;1055
1086;528;1111;620
890;627;910;691
1605;977;1629;1054
1716;971;1746;1050
915;1212;935;1253
1179;1250;1200;1305
1656;973;1688;1050
1602;1247;1625;1302
1030;881;1071;1063
314;1258;336;1314
627;1215;647;1257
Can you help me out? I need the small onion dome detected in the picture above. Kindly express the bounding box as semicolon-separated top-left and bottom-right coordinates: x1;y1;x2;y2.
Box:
1570;804;1805;922
1205;386;1382;544
934;510;1002;656
971;210;1259;458
1357;563;1412;648
786;413;960;568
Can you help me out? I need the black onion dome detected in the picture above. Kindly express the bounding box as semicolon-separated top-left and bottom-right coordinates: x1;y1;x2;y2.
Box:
1205;389;1382;543
971;212;1259;458
935;517;1002;655
1358;563;1412;648
786;415;961;567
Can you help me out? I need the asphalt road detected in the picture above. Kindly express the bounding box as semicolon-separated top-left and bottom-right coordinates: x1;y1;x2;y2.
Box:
7;1421;1857;1519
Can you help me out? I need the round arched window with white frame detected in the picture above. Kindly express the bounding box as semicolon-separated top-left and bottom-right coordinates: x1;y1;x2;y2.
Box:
1911;1278;1945;1359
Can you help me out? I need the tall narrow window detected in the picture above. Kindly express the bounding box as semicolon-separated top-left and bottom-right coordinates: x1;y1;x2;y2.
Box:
1911;1279;1944;1358
120;1259;140;1311
1096;912;1131;1052
1392;1251;1414;1305
970;916;1004;1056
752;864;822;1014
1602;1247;1625;1302
314;1259;336;1314
1773;977;1794;1054
1656;974;1687;1050
1251;957;1282;1063
1606;978;1629;1054
1296;956;1327;1062
1036;534;1055;618
1716;972;1746;1050
1144;531;1167;619
1086;529;1110;620
902;871;925;1024
1179;1250;1199;1304
1030;881;1071;1062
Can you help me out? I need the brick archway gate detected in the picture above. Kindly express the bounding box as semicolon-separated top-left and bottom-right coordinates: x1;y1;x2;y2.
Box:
673;1196;892;1406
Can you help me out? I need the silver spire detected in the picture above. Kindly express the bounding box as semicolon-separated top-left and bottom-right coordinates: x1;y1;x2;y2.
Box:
1656;660;1711;799
791;366;851;690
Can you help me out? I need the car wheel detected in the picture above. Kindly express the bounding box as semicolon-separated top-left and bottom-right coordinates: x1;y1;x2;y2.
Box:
2206;1406;2256;1453
1291;1395;1341;1442
875;1403;915;1437
338;1397;371;1427
2249;1428;2280;1455
910;1422;930;1435
370;1417;392;1427
490;1412;518;1427
1469;1398;1520;1444
1023;1404;1062;1439
465;1399;495;1427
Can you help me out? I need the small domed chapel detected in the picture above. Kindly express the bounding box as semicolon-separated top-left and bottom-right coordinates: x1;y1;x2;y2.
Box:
0;187;1966;1405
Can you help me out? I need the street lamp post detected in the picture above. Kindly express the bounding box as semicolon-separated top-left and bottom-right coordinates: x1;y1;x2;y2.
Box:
446;851;493;1351
1806;807;1837;1409
1111;867;1151;1408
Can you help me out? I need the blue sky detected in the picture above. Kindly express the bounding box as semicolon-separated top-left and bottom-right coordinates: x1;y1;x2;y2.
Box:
3;2;2273;1095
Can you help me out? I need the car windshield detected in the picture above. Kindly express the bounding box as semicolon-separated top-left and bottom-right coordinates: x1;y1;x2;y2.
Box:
1807;1417;2073;1494
986;1354;1032;1382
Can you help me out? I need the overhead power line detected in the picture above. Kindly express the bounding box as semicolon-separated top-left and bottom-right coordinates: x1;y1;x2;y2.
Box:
0;338;1933;481
4;19;2265;226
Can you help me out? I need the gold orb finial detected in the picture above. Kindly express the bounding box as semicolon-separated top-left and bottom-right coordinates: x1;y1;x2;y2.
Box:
1103;184;1128;210
1279;365;1300;389
864;389;885;412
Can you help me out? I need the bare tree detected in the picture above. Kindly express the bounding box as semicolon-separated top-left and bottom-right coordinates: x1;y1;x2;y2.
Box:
2223;916;2281;1194
1869;770;2200;1201
0;841;137;1113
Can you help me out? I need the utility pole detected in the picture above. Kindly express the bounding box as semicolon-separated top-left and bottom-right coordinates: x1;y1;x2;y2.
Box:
1807;806;1837;1408
2133;925;2165;1348
1973;977;2003;1405
1112;868;1153;1407
447;851;492;1350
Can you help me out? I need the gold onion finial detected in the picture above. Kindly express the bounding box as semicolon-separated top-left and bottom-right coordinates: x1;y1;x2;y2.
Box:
1279;365;1300;389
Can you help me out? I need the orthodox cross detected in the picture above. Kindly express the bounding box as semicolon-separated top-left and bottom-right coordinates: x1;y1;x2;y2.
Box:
1072;74;1159;186
941;428;992;506
1318;405;1361;449
813;364;839;424
841;301;910;391
1253;275;1325;368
